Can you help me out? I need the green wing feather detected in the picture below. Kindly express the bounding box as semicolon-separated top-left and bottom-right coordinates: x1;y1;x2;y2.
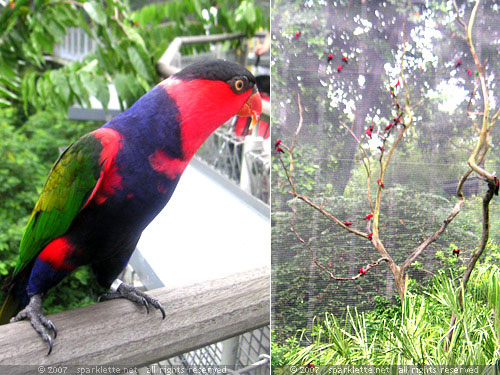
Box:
12;133;104;277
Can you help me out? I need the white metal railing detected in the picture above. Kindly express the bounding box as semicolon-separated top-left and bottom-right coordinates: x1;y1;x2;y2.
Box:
53;27;96;62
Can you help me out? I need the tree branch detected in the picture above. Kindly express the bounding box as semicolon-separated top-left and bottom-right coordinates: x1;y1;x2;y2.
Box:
291;199;388;280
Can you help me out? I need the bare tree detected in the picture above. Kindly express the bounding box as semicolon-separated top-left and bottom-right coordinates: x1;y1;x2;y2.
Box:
275;0;500;311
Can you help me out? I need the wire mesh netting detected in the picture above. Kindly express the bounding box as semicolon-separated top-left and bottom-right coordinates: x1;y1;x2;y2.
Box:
271;0;500;342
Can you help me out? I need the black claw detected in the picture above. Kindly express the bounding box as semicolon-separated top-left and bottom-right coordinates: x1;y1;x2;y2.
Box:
48;321;57;339
142;298;150;314
46;335;53;356
105;284;166;320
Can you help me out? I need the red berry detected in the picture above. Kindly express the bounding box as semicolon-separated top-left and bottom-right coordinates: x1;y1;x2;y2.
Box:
328;53;333;62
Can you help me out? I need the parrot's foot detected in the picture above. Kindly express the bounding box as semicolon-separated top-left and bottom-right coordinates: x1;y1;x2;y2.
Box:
10;294;57;355
99;281;166;320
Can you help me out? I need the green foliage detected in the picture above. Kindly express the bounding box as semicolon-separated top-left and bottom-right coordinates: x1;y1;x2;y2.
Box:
0;0;153;113
0;107;97;304
235;0;265;37
271;331;301;370
1;0;267;114
273;263;500;365
43;266;106;315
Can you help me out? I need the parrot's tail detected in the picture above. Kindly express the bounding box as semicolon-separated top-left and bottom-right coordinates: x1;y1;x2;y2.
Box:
0;272;26;325
0;290;20;325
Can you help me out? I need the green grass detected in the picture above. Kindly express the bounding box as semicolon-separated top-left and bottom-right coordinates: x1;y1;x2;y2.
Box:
272;264;500;366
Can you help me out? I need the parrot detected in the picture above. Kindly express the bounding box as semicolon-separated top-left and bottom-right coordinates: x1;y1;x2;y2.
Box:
0;59;262;355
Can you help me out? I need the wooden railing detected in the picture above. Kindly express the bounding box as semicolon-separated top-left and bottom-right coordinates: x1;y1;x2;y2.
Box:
0;267;269;371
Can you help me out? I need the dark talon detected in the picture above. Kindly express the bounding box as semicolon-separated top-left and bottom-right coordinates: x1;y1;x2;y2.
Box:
159;305;166;320
46;335;53;356
142;298;150;314
48;321;57;339
106;283;166;320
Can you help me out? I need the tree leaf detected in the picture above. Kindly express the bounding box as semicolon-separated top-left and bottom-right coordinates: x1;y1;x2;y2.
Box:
83;1;107;26
127;46;151;81
0;86;18;100
94;77;110;111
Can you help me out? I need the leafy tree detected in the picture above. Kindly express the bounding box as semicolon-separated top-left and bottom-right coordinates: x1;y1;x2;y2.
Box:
272;0;500;348
0;0;266;115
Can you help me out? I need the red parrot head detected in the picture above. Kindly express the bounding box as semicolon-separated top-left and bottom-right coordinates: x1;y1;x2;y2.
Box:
161;60;262;158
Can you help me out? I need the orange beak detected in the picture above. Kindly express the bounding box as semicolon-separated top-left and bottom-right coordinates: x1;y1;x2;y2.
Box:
237;87;262;131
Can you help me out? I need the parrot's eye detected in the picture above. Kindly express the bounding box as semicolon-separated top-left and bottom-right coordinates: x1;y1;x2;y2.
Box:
235;80;244;91
229;76;251;94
